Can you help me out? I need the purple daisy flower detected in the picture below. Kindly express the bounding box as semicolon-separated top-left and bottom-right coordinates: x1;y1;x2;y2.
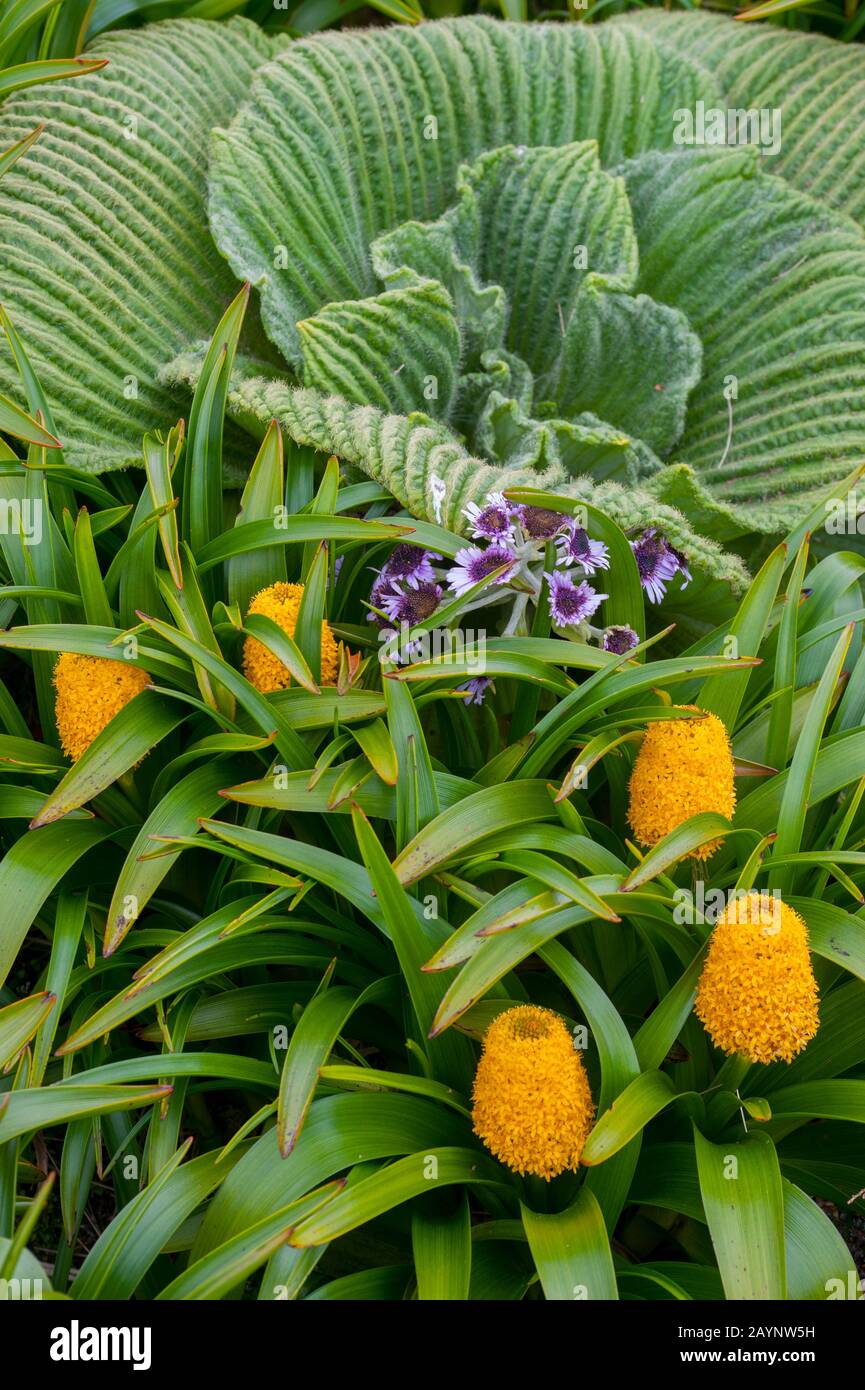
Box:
603;625;640;655
446;543;518;596
630;528;679;604
518;505;569;540
556;522;610;575
457;676;493;706
379;580;443;626
545;571;607;628
668;544;692;590
366;573;394;626
378;543;440;590
463;492;516;543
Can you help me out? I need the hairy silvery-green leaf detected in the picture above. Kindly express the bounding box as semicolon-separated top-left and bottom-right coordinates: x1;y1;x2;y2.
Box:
209;18;718;364
164;351;751;594
0;18;277;472
201;14;865;550
622;11;865;230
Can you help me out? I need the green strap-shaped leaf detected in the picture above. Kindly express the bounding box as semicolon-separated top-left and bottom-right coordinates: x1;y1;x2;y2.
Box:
29;688;187;828
783;1179;858;1302
693;1127;787;1301
582;1071;678;1167
156;1182;346;1301
412;1193;472;1301
288;1148;508;1247
522;1190;618;1301
277;978;391;1157
191;1093;470;1262
0;1084;173;1144
69;1142;246;1300
0;990;55;1071
0;818;113;988
393;780;558;886
103;759;238;956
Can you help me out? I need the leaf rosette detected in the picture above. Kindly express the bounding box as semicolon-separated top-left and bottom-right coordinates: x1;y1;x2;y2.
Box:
4;16;865;583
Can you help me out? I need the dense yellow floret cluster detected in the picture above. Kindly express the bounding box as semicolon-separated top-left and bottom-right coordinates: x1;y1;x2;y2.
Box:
695;891;819;1064
471;1005;595;1180
54;652;150;762
627;705;735;859
242;582;339;692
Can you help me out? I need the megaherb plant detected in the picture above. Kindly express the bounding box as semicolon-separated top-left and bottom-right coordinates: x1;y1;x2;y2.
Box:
1;277;865;1299
2;12;865;598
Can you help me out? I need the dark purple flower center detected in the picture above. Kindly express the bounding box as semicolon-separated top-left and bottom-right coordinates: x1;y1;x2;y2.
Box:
634;534;666;579
472;546;513;579
394;582;441;624
554;584;587;621
477;505;509;534
521;506;564;538
567;527;591;559
604;626;638;655
384;544;424;579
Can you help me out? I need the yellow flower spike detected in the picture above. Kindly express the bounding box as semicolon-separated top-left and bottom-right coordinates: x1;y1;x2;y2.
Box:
471;1005;595;1180
242;581;339;693
695;891;819;1064
54;652;151;762
627;704;735;859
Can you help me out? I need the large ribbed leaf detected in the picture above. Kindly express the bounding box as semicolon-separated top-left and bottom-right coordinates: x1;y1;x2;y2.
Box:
622;11;865;230
164;355;751;593
209;18;718;364
0;17;276;472
622;147;865;529
196;14;865;543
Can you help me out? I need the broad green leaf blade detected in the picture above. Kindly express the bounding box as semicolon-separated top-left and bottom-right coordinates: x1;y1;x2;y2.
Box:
103;760;234;956
288;1148;507;1247
0;1085;173;1144
69;1142;245;1300
582;1071;677;1167
693;1127;786;1301
352;806;474;1089
227;419;286;610
156;1182;345;1301
522;1190;618;1301
277;981;385;1157
696;542;786;729
0;991;54;1071
192;1094;470;1260
412;1193;471;1301
0;390;61;448
393;781;557;886
0;819;112;988
782;1179;858;1301
0;56;107;100
770;624;854;893
30;689;186;828
182;285;248;554
621;813;734;890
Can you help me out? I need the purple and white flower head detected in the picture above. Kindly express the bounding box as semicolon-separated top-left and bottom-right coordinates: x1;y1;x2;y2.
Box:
602;625;640;655
463;492;516;543
630;528;679;605
447;543;518;597
518;505;569;540
667;544;692;590
378;543;440;590
545;570;607;628
457;676;493;706
555;522;610;576
379;580;443;626
367;572;394;626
